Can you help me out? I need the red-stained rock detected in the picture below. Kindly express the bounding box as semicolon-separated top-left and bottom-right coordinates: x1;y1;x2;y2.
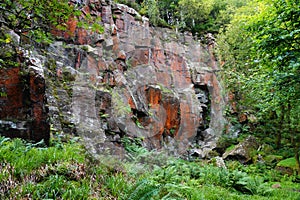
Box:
146;86;161;106
50;17;78;41
162;96;180;137
65;17;78;38
112;35;120;52
0;68;24;118
169;54;191;89
0;66;49;144
111;24;118;35
87;55;99;75
43;1;226;157
126;49;150;67
98;58;108;71
128;95;137;110
176;99;200;141
28;66;50;144
117;50;126;60
77;28;89;45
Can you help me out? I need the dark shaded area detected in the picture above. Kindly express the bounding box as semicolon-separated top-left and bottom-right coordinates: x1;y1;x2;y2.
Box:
195;85;211;141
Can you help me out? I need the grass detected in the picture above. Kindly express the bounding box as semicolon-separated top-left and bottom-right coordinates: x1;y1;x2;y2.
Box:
0;136;300;199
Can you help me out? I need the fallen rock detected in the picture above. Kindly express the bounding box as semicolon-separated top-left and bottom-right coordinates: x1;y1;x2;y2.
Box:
223;135;259;164
276;157;299;175
214;156;227;168
271;183;281;189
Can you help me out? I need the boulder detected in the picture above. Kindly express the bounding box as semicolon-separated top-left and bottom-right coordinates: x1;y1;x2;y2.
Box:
213;156;227;168
223;135;259;164
276;157;299;175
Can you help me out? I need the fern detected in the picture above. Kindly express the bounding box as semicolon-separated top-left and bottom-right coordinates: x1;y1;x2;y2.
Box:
129;179;160;200
161;183;191;199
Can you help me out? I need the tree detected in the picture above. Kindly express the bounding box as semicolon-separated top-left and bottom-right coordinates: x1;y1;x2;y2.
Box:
178;0;248;34
0;0;80;68
0;0;82;44
139;0;161;26
217;0;300;173
178;0;214;31
157;0;179;26
119;0;247;35
0;0;103;68
250;0;300;173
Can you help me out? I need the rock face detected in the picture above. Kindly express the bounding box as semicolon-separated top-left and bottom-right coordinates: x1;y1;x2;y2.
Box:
0;1;226;157
0;55;50;144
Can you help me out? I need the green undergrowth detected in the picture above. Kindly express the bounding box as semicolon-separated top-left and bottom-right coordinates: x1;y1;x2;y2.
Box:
0;136;300;200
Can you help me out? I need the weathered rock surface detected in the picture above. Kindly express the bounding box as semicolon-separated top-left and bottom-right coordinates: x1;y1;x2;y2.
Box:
0;1;226;157
223;136;259;164
214;156;227;168
0;54;50;144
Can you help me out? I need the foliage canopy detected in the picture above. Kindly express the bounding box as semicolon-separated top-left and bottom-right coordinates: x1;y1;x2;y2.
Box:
0;0;81;44
115;0;249;35
217;0;300;173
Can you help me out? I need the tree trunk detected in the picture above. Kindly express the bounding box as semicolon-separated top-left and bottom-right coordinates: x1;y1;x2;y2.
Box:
276;107;284;149
292;135;300;175
295;149;300;175
287;101;300;174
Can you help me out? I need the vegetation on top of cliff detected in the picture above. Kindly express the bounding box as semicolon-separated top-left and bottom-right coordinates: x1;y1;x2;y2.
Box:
0;0;71;68
0;0;103;68
114;0;249;36
217;0;300;173
0;0;81;47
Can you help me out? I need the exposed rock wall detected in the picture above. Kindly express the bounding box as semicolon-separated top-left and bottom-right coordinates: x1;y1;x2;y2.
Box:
47;0;226;156
0;0;225;157
0;56;49;144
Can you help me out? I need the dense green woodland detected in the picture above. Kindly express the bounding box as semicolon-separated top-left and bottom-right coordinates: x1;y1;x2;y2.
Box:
0;0;300;199
116;0;249;34
216;0;300;173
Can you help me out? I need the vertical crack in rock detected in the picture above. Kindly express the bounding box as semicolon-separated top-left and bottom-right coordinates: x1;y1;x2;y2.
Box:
72;58;106;155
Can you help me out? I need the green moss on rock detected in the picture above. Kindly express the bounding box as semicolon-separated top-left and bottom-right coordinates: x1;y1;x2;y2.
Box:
277;157;299;170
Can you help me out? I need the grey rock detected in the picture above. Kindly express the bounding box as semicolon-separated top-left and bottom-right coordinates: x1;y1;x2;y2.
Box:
223;135;259;164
